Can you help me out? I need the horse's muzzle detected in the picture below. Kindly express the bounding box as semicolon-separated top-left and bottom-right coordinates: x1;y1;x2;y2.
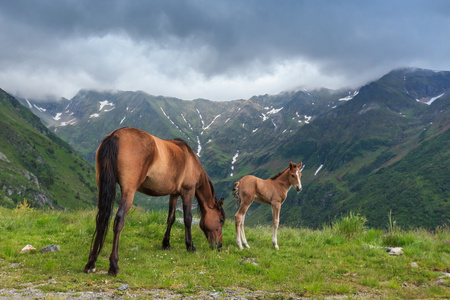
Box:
210;241;222;251
295;186;302;192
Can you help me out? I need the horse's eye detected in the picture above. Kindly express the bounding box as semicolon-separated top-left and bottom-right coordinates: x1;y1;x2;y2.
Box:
291;175;295;178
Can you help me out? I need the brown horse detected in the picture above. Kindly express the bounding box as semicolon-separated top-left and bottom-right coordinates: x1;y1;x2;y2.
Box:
83;127;225;276
233;162;303;250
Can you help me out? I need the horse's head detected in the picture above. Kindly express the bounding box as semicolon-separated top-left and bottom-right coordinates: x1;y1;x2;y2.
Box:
288;161;303;192
199;197;225;250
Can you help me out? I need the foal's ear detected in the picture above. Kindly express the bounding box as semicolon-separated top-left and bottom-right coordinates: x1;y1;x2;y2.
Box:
217;198;224;207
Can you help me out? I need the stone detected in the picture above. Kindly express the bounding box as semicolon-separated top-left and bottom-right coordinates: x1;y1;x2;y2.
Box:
410;262;418;267
118;284;128;291
389;247;403;255
40;244;60;253
20;244;36;253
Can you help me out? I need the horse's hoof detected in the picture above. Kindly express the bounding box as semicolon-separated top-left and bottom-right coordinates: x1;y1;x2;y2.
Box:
108;268;119;276
244;244;250;249
162;245;172;250
83;267;96;274
274;245;279;250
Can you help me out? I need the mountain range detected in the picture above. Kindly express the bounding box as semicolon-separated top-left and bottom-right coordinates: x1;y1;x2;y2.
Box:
7;67;450;229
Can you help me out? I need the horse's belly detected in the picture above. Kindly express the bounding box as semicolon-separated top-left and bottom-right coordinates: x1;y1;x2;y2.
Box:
139;176;176;196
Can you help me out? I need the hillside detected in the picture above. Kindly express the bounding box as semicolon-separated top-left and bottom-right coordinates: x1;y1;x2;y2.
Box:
275;68;450;229
15;68;450;229
0;89;97;209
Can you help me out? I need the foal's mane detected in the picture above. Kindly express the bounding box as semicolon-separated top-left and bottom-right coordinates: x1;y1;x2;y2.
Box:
270;166;289;180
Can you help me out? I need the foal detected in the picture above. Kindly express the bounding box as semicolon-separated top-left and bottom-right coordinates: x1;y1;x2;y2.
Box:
233;162;303;250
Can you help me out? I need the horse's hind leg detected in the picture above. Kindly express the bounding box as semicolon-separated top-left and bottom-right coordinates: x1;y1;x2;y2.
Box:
235;200;251;250
162;195;178;250
108;190;134;276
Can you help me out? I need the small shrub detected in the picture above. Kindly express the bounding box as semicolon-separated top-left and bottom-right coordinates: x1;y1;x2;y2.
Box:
332;211;366;239
14;198;34;213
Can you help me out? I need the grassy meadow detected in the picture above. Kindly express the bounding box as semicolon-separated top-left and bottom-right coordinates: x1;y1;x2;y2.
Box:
0;203;449;299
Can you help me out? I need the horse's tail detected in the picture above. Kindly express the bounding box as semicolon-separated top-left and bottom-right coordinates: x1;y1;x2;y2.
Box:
90;133;119;257
233;181;241;208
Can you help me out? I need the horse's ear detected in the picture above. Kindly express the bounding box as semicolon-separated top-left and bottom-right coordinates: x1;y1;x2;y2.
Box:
289;161;294;169
298;162;302;168
218;198;224;207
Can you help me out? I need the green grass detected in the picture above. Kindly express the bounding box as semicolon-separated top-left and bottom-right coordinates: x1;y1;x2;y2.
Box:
0;206;449;298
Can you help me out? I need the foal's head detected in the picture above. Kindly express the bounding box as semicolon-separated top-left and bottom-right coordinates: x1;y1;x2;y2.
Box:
288;161;303;192
199;197;225;250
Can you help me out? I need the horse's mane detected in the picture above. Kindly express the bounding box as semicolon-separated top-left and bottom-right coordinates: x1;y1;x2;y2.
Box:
170;138;196;155
270;166;289;180
197;174;225;219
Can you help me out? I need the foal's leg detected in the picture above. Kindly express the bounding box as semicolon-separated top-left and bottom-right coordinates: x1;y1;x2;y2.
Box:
271;202;281;250
235;200;251;249
108;190;134;276
162;195;178;250
181;190;197;252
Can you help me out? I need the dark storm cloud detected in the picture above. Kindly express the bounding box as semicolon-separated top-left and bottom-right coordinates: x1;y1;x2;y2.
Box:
1;0;449;100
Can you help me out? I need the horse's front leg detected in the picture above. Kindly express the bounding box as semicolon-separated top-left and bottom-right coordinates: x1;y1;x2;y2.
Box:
181;190;197;252
162;195;178;250
271;202;281;250
108;191;134;276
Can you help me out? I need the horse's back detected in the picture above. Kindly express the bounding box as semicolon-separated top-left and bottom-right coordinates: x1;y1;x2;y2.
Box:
236;175;276;205
107;127;201;195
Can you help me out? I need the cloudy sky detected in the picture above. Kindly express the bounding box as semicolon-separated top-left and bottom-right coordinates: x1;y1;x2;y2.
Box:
1;1;449;101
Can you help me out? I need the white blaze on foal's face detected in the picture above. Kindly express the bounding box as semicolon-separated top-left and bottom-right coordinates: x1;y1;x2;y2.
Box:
295;169;302;191
289;162;303;192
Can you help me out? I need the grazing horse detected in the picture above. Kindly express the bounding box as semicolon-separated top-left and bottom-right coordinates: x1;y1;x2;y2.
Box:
233;162;303;250
83;127;225;276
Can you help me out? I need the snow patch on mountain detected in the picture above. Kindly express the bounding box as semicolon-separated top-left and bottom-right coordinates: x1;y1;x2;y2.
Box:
99;100;114;111
60;119;77;126
416;93;445;105
314;164;324;176
120;117;126;125
160;107;179;129
339;91;359;101
181;113;193;130
196;109;205;128
201;114;221;134
196;136;202;157
230;150;239;177
90;113;100;118
53;113;62;121
33;104;46;112
262;106;283;121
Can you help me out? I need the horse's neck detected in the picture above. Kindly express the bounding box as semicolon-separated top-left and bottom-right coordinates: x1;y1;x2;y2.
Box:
273;170;291;192
195;174;215;209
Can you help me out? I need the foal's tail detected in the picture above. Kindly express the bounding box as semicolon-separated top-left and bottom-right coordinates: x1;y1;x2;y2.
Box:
90;133;119;257
233;181;241;207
